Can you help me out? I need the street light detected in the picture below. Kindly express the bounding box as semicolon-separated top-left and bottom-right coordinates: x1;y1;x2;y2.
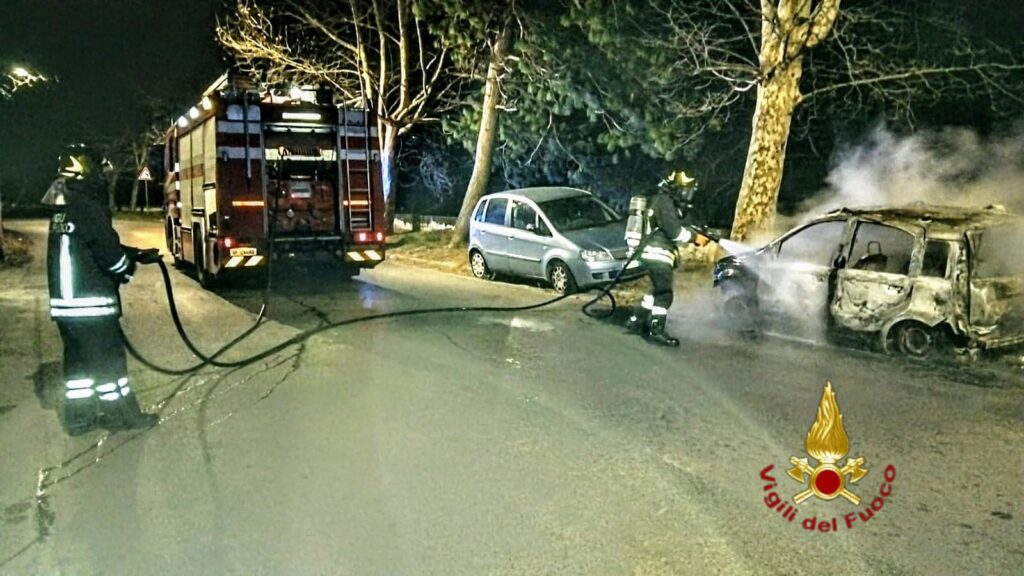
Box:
3;65;49;98
0;64;51;260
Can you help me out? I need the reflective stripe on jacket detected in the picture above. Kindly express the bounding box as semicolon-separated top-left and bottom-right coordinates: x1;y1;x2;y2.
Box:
46;179;128;319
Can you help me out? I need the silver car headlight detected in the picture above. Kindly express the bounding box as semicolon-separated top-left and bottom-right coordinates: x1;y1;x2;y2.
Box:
581;249;613;263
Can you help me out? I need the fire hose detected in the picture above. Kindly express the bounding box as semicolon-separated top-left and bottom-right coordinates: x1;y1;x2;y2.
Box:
121;189;734;375
122;254;642;376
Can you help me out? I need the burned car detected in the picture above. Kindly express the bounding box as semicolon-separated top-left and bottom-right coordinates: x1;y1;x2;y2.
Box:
713;205;1024;358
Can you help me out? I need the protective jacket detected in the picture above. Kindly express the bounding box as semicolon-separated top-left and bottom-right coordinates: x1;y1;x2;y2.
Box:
47;178;134;320
639;193;691;269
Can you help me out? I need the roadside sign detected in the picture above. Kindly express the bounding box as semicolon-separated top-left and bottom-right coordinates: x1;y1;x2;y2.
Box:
138;166;153;181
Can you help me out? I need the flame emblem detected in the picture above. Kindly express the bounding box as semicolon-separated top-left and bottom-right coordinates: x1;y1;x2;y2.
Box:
787;382;868;504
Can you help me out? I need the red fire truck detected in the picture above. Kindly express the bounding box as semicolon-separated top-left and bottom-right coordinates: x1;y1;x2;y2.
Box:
163;72;386;287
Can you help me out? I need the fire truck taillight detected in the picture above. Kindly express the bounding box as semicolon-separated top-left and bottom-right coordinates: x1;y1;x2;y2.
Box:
223;237;234;248
354;232;385;244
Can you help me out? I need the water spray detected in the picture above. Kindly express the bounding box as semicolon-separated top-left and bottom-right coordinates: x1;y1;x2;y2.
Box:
682;224;752;256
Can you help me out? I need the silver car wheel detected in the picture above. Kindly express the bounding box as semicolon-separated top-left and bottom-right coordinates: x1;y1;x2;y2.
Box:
548;261;576;294
470;251;490;279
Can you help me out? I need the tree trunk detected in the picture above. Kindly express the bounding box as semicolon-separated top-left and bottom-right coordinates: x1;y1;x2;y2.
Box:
731;0;840;242
449;25;511;248
380;123;399;234
107;171;120;212
129;179;141;211
730;61;803;242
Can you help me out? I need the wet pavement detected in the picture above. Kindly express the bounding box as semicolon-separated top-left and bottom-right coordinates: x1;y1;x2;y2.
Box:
1;219;1022;575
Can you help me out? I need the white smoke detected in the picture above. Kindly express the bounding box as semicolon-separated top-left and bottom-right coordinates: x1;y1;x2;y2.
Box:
798;123;1024;222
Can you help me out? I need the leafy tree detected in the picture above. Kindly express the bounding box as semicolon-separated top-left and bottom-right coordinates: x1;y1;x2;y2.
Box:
441;2;721;218
448;0;1024;241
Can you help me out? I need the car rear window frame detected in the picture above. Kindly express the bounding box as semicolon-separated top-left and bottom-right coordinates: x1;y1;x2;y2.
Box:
921;239;952;279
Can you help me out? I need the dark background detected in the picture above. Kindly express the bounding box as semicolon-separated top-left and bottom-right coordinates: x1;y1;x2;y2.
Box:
1;1;1021;221
0;0;222;207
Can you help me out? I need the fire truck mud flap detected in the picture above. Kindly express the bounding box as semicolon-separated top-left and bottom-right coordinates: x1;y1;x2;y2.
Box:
342;248;385;266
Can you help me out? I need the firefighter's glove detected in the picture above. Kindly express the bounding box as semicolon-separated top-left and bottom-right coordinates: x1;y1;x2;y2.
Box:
117;259;137;284
694;234;711;247
135;248;162;265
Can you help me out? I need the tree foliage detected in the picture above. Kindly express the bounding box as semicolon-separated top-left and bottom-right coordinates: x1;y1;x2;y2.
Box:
442;1;721;202
215;0;1024;237
443;0;1024;236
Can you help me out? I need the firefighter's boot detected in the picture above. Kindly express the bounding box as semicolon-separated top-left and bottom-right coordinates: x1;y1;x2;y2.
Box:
119;394;159;429
57;396;98;436
626;307;650;335
647;316;680;347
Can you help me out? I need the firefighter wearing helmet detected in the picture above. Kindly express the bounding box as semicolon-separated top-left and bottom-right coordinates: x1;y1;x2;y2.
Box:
44;144;160;434
625;170;710;346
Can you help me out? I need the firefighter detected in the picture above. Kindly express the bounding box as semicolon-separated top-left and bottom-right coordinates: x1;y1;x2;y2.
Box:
44;144;160;434
625;170;710;347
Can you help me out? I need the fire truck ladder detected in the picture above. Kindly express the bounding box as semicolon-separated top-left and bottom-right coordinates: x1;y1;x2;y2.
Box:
342;109;373;232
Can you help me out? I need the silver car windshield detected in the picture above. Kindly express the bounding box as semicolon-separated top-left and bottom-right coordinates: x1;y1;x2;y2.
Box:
539;196;620;232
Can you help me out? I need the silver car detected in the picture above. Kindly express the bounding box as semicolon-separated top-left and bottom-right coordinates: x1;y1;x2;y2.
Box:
468;187;640;293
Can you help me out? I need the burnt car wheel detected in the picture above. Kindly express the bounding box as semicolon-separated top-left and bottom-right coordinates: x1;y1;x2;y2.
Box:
469;250;493;280
894;322;947;360
722;294;759;338
548;260;577;295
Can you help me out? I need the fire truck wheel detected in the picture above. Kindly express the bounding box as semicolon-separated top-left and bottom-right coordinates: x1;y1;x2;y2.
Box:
469;250;494;280
193;234;217;289
166;220;184;268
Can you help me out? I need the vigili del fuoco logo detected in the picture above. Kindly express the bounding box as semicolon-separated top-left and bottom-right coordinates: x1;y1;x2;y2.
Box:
759;382;897;533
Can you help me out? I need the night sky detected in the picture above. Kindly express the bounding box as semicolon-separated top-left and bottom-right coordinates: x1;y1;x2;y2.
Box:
0;0;223;199
0;1;1021;204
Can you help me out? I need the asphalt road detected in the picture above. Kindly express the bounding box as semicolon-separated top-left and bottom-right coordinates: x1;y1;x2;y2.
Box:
1;218;1022;575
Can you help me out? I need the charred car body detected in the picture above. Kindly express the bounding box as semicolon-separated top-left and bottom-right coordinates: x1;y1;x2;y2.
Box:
714;205;1024;358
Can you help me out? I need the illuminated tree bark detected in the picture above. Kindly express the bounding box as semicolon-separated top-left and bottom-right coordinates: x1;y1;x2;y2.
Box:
731;0;840;241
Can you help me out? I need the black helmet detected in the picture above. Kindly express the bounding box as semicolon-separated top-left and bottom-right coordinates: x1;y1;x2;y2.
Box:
57;144;111;180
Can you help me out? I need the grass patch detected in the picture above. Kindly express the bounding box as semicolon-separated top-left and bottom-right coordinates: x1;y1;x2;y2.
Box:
387;229;470;275
0;229;33;269
387;229;715;303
